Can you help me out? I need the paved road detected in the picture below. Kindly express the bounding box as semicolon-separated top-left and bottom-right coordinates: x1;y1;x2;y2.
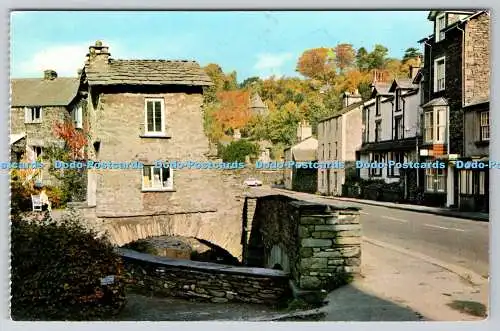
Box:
334;200;489;277
256;188;489;277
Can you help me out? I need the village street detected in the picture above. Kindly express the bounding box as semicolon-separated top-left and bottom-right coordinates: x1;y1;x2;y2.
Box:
264;187;489;277
250;187;489;321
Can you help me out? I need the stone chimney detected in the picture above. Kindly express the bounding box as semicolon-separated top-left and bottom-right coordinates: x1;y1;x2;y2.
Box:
409;56;422;80
85;40;110;68
43;69;57;80
296;120;312;142
342;89;362;108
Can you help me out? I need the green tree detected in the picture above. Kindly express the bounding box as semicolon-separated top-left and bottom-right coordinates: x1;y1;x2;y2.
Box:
220;140;259;162
355;47;370;71
402;47;422;63
367;44;389;69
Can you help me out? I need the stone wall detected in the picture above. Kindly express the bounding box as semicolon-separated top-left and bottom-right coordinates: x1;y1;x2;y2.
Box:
119;248;290;305
464;12;490;106
10;105;70;185
242;192;361;292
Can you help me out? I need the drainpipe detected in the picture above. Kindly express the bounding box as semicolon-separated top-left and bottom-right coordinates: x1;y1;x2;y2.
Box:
423;40;432;103
457;24;466;157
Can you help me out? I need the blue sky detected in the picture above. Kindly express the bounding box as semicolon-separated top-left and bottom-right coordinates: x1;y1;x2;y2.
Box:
10;11;432;81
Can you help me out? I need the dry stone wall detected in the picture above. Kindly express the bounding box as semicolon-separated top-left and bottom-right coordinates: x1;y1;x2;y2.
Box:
242;193;361;292
119;248;290;305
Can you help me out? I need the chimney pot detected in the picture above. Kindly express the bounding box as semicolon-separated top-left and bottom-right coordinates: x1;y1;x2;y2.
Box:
43;69;57;80
87;40;110;68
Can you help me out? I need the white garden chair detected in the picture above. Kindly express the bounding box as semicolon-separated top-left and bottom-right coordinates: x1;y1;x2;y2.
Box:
31;195;43;211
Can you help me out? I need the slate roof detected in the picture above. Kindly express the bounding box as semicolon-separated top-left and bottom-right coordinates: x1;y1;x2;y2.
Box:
389;78;419;92
84;59;213;86
250;93;266;109
422;97;448;108
319;100;364;123
10;133;26;145
371;82;391;97
289;136;318;162
10;77;80;107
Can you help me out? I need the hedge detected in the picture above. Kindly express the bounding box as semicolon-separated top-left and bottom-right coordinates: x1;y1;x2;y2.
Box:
10;210;126;320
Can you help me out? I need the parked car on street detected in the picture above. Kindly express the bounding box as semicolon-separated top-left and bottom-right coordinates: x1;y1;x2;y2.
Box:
243;178;263;186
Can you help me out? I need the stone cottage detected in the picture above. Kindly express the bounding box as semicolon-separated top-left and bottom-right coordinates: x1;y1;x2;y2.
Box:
10;69;83;185
78;41;245;257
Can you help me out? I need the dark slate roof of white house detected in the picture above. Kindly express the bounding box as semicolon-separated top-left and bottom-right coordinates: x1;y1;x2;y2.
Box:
84;59;213;86
10;77;80;107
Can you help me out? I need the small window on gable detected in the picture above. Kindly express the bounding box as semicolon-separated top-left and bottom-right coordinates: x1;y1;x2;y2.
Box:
435;13;447;42
145;98;165;135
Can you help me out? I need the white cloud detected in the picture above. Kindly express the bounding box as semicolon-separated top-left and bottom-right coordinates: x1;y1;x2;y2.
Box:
16;40;129;77
253;52;293;78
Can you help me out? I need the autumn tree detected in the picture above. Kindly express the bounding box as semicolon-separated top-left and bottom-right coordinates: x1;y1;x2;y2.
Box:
296;47;336;82
334;43;356;73
215;90;251;132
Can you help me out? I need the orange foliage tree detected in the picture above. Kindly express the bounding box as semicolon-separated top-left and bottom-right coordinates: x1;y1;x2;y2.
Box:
334;43;356;73
215;90;251;131
52;121;89;160
296;47;336;82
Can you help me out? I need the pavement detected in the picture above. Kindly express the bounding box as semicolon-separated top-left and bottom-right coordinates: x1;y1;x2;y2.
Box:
328;196;489;222
320;240;488;321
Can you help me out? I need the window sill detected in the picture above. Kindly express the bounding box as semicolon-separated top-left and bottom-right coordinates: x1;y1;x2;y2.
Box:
25;121;42;124
140;133;171;139
475;140;489;147
142;188;176;192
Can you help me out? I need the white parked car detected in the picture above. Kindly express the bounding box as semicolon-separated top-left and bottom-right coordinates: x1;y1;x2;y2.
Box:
243;178;263;186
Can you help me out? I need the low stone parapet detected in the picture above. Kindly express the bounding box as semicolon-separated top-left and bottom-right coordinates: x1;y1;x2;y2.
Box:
119;248;290;305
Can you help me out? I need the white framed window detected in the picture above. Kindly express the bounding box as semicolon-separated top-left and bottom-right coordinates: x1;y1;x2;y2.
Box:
436;107;447;143
394;116;404;140
388;152;404;177
435;13;446;42
370;153;383;177
144;98;165;135
424;111;434;142
24;107;42;123
480;111;489;141
142;165;173;191
479;171;486;195
334;142;338;159
72;105;83;129
424;107;448;144
434;57;446;92
425;168;446;193
460;170;473;194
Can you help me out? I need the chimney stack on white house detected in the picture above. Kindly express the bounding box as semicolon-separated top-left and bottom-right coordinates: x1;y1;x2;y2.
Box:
85;40;110;68
296;120;312;142
43;69;57;80
342;89;362;108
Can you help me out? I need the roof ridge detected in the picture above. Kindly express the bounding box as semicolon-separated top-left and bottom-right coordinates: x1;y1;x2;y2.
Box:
111;59;198;63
